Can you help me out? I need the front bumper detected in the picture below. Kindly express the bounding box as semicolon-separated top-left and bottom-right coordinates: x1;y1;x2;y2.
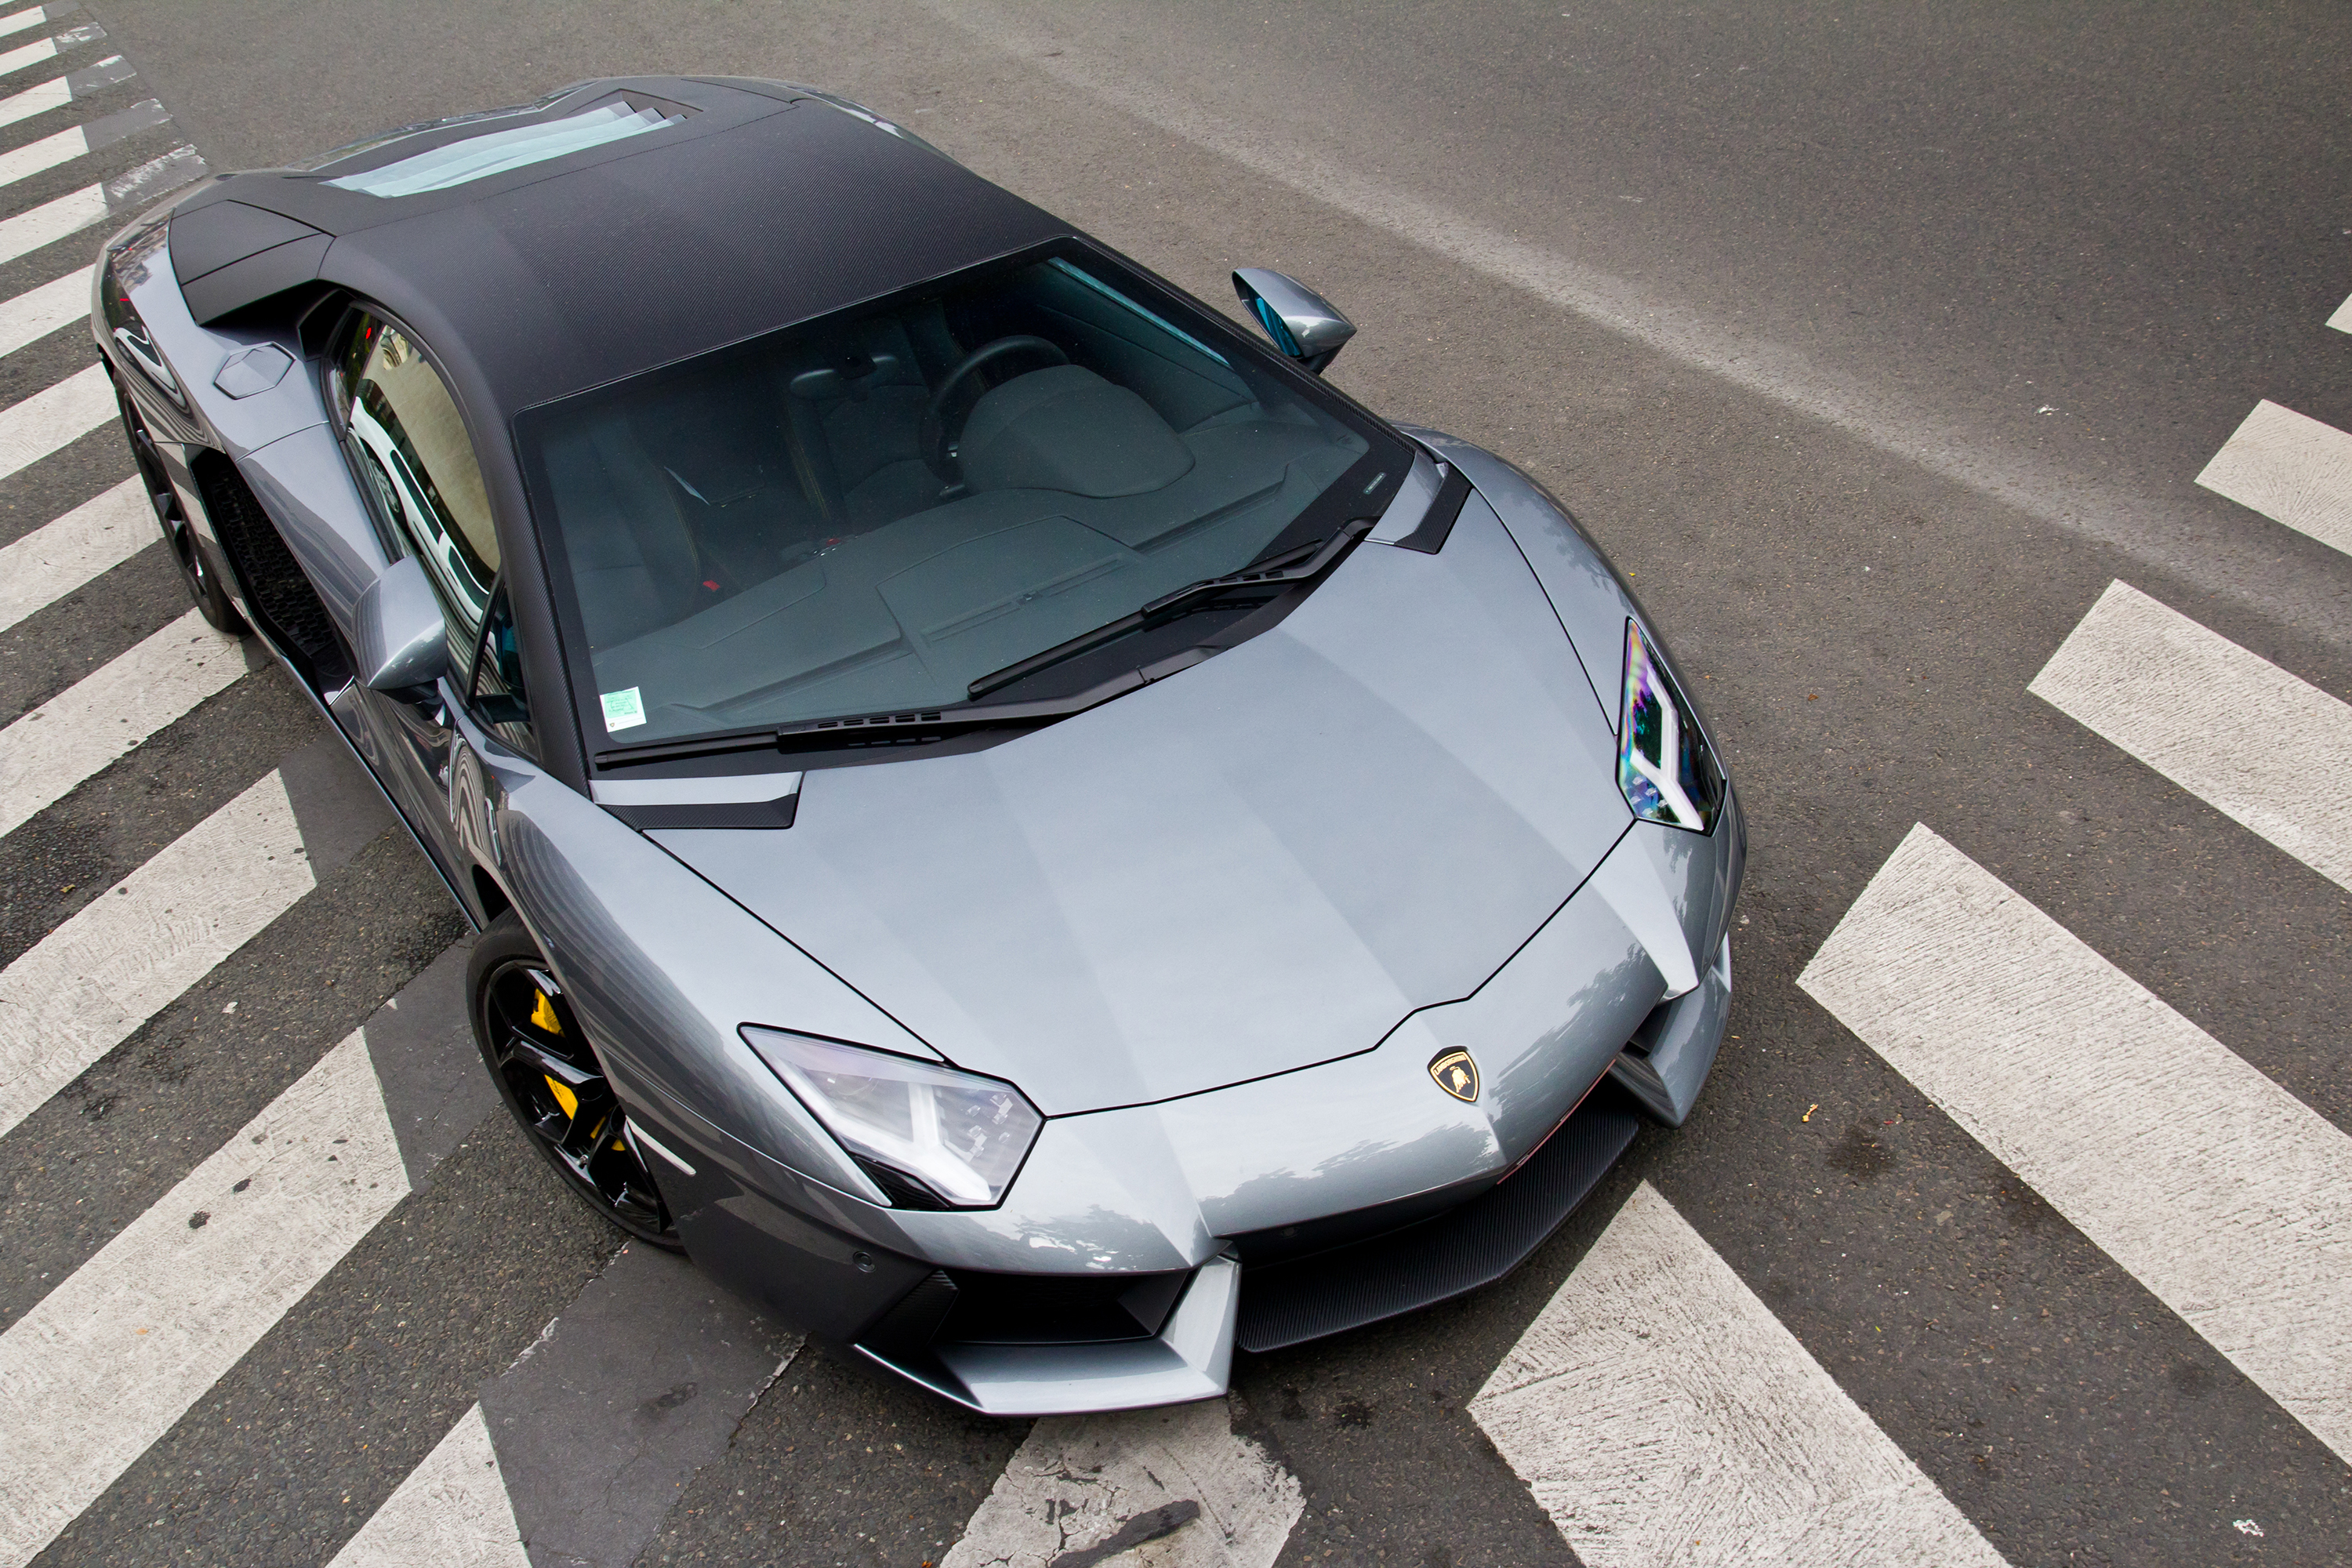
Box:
633;792;1744;1414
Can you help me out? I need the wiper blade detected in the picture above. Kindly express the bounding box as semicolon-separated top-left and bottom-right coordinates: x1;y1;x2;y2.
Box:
965;518;1374;701
595;520;1376;771
593;678;1150;770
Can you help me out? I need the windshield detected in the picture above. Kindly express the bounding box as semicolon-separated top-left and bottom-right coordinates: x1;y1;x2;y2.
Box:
516;244;1400;756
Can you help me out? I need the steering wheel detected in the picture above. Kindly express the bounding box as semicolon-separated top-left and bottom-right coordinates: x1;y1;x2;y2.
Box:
920;335;1069;486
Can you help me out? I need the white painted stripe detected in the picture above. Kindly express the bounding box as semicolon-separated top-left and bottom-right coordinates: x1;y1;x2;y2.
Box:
0;73;67;132
1472;1181;2006;1568
0;116;85;189
2330;292;2352;336
325;1405;529;1568
0;180;102;267
2195;399;2352;557
1799;826;2352;1465
0;476;146;633
0;768;312;1138
0;9;45;45
943;1398;1303;1568
0;606;244;837
0;36;55;80
2033;581;2352;891
0;266;90;360
0;361;112;481
0;1033;407;1568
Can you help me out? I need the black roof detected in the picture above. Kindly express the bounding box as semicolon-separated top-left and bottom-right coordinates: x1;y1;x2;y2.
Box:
163;76;1069;413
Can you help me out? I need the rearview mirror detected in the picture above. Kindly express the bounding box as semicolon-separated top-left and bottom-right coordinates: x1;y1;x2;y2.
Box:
1232;268;1356;374
354;555;449;692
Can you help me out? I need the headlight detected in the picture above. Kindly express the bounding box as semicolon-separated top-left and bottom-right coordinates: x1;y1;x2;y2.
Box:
1617;618;1724;831
742;1026;1042;1210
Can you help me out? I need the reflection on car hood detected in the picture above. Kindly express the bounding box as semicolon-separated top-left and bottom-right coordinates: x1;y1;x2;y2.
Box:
653;498;1632;1116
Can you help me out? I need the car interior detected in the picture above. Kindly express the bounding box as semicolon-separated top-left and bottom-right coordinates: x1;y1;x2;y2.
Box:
527;255;1373;746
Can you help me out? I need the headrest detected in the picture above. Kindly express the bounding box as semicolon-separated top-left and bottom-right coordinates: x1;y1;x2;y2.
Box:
960;364;1193;497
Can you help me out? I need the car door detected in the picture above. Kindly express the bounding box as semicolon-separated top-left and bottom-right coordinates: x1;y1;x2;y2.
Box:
329;307;503;909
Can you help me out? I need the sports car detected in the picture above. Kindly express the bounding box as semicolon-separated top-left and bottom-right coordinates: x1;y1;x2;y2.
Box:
93;76;1744;1414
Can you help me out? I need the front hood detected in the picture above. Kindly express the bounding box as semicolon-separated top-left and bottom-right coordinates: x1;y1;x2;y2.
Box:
655;499;1632;1114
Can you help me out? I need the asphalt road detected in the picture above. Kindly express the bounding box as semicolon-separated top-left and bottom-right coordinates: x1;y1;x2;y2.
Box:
11;2;2352;1563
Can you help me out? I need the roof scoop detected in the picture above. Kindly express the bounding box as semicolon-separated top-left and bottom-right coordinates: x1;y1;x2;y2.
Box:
324;100;687;198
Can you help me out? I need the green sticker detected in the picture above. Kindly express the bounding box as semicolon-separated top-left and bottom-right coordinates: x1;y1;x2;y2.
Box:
600;687;646;732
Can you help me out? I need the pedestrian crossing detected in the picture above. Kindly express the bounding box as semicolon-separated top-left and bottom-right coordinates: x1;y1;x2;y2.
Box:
0;22;105;87
0;8;60;45
0;1033;405;1568
0;477;143;632
1;28;2350;1568
1472;1181;2009;1568
0;363;114;484
0;56;136;136
0;142;201;270
325;1406;528;1568
0;767;310;1137
2197;399;2352;559
0;607;246;836
1802;824;2352;1466
0;266;92;361
2031;579;2352;891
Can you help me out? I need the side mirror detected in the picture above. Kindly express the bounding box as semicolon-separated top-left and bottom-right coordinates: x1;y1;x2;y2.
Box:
354;555;449;692
1232;268;1356;374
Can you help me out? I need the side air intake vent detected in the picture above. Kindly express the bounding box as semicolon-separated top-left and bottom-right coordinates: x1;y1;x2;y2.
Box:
190;449;348;691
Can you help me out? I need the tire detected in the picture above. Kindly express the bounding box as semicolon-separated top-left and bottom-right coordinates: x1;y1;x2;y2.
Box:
118;387;246;636
469;912;682;1249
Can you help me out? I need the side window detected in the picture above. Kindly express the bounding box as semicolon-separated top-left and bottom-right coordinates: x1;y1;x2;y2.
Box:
337;310;499;668
467;583;537;757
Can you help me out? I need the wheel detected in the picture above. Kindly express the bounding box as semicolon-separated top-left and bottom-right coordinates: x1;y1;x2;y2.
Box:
469;913;682;1248
117;387;245;635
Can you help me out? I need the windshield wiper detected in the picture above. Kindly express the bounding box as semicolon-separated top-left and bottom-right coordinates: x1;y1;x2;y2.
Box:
593;678;1152;770
965;518;1374;701
595;519;1377;771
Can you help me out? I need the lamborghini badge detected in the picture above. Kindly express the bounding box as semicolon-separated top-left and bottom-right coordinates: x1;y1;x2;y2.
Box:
1428;1047;1479;1103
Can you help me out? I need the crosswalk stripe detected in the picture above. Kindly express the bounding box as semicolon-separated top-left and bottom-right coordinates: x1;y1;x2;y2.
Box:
0;96;164;190
943;1399;1304;1568
0;22;97;82
0;1030;408;1568
1798;825;2352;1467
0;114;82;187
2194;398;2352;557
2031;580;2352;891
325;1404;529;1568
0;71;64;129
0;144;198;272
1471;1181;2007;1568
0;361;114;483
0;768;313;1140
0;605;245;837
0;56;137;136
2331;292;2352;335
0;180;101;264
0;475;145;633
0;266;92;360
0;7;51;44
343;1243;797;1568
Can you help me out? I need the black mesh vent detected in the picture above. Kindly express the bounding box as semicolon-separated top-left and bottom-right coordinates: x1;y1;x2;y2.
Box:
191;449;347;688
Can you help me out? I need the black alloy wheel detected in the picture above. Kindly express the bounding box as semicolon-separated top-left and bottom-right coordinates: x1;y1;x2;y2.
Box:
117;386;245;635
469;913;681;1248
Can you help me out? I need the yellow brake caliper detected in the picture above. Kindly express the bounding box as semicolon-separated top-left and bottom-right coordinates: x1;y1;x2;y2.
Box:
531;989;580;1120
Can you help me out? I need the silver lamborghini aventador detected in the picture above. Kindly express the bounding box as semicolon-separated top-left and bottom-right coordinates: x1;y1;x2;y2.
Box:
93;76;1744;1414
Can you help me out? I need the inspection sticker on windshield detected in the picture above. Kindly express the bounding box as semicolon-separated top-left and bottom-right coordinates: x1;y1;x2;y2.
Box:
600;687;646;731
